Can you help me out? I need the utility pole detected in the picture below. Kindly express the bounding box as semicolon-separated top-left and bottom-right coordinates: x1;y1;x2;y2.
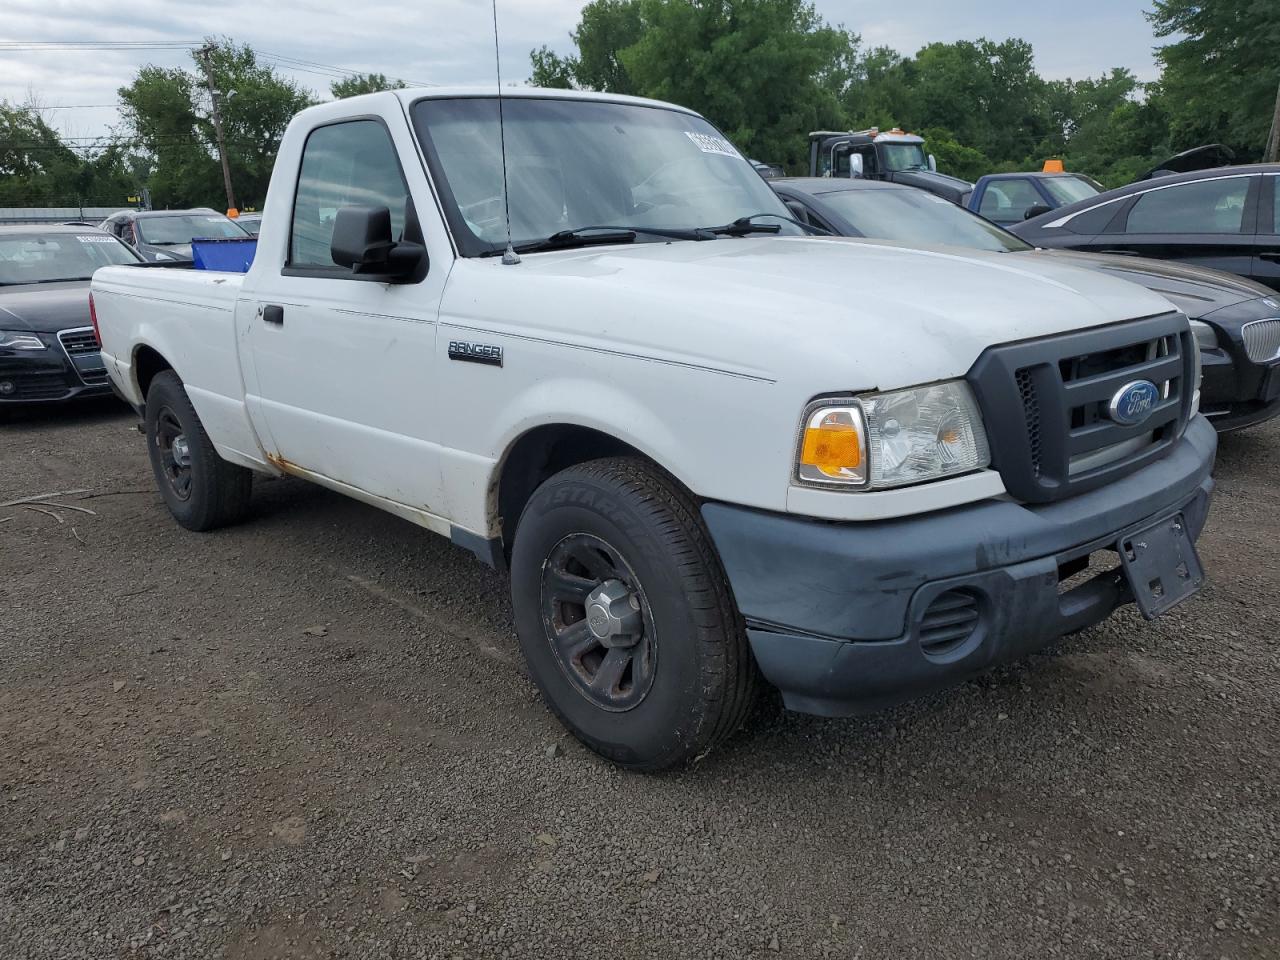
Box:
196;43;237;212
1266;77;1280;164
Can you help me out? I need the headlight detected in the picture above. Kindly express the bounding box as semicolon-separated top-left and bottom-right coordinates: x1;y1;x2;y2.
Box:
1189;320;1217;352
796;380;991;490
0;330;46;351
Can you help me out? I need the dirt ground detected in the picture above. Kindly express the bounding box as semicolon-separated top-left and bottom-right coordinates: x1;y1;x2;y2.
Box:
1;400;1277;960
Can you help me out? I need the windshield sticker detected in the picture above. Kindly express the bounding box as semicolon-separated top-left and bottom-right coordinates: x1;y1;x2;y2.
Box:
76;235;115;243
685;131;740;158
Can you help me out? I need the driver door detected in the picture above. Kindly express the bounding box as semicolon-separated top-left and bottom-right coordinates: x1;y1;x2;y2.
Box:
239;114;454;525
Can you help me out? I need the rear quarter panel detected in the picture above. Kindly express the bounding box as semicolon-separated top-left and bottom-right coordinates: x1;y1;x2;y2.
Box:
91;266;266;468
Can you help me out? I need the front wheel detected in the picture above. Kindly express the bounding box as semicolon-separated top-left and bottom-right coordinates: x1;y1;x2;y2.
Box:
144;371;252;531
510;457;757;771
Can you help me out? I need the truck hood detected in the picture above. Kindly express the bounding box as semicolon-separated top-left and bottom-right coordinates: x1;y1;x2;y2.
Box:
886;169;973;202
1030;249;1274;319
446;235;1179;390
0;280;92;334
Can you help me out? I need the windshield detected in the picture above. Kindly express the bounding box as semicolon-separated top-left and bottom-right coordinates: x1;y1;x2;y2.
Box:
879;142;928;172
817;187;1031;253
1040;175;1101;206
411;96;799;256
137;214;248;245
0;232;140;285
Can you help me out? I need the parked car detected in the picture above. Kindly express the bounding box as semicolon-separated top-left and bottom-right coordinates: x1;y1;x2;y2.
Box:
0;225;140;404
806;127;973;203
968;171;1104;226
99;208;251;262
1011;164;1280;292
774;177;1280;432
235;212;263;236
92;87;1215;770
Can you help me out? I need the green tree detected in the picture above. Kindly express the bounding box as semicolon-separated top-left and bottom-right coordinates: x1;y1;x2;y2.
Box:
0;101;135;206
529;46;577;89
530;0;643;91
1149;0;1280;160
119;39;314;209
330;73;406;99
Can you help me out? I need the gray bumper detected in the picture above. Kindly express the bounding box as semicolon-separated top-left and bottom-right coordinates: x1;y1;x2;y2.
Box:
702;415;1217;716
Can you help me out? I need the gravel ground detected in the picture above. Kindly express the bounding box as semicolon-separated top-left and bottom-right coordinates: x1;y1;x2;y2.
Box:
1;400;1277;960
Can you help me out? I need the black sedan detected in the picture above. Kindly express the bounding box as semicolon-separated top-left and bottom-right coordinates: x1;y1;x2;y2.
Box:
1009;163;1280;292
99;208;250;262
0;225;141;404
773;178;1280;432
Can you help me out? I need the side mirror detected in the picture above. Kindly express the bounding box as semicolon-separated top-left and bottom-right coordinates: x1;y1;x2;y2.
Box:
1023;203;1052;221
849;154;864;178
330;205;426;282
928;154;937;172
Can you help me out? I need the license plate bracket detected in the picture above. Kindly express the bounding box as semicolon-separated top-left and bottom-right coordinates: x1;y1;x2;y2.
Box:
1117;512;1205;619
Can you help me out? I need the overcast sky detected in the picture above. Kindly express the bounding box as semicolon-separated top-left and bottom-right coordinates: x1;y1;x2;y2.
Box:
1;0;1164;145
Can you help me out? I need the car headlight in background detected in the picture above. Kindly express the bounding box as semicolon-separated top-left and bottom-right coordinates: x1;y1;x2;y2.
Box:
1187;321;1206;417
1189;319;1218;353
0;330;46;351
797;380;991;490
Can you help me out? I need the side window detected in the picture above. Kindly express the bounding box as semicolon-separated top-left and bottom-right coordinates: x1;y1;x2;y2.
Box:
1272;178;1280;235
1125;177;1250;234
290;120;410;269
978;179;1041;220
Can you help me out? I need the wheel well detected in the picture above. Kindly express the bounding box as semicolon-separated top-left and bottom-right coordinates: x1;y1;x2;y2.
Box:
496;425;644;556
133;346;173;398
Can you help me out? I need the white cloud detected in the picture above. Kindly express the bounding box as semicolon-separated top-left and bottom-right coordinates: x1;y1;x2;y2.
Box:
1;0;1162;143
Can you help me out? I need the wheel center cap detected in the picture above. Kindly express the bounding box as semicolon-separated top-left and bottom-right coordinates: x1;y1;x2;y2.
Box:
584;579;642;649
171;435;192;467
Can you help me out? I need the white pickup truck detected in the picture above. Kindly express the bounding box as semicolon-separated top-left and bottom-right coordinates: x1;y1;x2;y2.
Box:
92;88;1216;770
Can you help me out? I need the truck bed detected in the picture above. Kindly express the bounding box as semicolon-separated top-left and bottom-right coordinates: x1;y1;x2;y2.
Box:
92;265;265;469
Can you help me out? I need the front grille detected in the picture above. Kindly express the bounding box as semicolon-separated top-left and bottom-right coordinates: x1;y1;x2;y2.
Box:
1015;369;1042;478
56;327;106;385
969;314;1194;504
918;590;980;658
58;327;100;356
1241;318;1280;363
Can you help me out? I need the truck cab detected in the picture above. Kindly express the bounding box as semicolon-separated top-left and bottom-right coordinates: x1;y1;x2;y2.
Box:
807;128;973;203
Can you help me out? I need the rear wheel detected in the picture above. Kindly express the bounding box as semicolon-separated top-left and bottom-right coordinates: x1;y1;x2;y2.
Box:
510;457;757;770
144;371;252;531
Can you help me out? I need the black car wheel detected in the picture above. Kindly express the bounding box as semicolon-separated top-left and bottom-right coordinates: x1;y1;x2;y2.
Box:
144;371;252;531
510;457;757;771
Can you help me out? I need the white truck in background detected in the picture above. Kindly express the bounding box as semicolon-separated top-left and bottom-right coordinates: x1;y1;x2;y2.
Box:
92;88;1216;770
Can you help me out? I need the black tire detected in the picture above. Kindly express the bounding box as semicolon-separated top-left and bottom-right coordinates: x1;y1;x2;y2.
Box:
144;370;252;531
510;457;757;771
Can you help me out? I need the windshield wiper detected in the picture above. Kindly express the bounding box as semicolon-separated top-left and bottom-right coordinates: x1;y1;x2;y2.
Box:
490;224;711;256
703;213;830;237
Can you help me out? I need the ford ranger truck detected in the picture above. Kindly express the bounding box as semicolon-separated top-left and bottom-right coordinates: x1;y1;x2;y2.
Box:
91;88;1216;771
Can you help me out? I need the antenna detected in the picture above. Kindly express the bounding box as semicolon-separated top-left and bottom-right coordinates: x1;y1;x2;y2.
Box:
492;0;520;265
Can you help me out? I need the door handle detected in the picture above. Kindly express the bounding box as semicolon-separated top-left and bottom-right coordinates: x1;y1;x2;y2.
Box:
262;304;284;325
1260;252;1280;263
1096;249;1141;257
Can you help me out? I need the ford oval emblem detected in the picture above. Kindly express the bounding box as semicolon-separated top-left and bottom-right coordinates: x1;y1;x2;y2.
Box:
1108;380;1160;426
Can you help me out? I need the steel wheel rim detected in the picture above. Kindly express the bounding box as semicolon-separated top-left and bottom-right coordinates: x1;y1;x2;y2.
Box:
154;406;193;501
540;533;657;712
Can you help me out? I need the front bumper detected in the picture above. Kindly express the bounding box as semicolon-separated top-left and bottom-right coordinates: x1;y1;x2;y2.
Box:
1199;347;1280;432
702;415;1217;717
0;347;112;404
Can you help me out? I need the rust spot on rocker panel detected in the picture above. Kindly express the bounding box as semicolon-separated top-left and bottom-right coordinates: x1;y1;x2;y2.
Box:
265;452;303;475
